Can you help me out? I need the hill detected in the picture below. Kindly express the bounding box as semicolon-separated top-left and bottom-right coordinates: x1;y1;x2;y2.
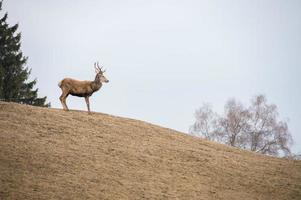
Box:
0;101;300;200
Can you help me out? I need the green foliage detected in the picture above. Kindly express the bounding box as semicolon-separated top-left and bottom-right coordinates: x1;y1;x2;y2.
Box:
0;1;50;107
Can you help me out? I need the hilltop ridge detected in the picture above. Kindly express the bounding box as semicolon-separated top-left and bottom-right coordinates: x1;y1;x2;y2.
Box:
0;101;301;200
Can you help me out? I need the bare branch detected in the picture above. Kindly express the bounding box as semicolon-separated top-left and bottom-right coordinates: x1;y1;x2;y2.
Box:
190;94;292;156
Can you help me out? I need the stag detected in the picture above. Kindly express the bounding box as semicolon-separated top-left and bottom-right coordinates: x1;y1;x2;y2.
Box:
58;62;109;113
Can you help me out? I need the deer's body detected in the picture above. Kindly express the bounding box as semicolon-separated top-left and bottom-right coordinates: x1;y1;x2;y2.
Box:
59;62;109;113
59;78;102;97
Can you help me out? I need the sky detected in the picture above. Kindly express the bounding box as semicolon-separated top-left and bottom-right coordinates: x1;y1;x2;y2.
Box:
3;0;301;153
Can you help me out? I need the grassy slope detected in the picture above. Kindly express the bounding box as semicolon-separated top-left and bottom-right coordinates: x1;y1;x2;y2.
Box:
0;101;300;200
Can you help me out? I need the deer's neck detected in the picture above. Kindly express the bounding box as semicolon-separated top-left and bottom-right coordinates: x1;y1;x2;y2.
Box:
91;76;102;92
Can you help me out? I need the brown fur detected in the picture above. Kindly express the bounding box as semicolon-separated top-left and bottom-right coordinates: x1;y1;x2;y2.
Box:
59;67;109;113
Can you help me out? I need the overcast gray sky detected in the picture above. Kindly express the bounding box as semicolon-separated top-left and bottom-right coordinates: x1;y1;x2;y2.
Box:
4;0;301;153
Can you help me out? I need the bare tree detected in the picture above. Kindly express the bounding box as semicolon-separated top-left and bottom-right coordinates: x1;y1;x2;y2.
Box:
246;95;292;156
190;95;293;156
216;99;250;148
189;103;218;140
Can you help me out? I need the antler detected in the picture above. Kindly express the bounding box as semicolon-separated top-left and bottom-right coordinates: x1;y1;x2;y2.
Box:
96;61;106;73
94;62;99;73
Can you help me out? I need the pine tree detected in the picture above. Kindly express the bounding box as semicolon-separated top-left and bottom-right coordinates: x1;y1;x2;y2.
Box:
0;1;49;107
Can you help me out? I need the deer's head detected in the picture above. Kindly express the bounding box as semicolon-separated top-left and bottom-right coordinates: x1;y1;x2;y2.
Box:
94;62;109;83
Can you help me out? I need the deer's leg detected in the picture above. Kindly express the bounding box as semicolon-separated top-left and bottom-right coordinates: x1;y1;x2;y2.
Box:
59;94;65;110
63;96;69;111
85;96;90;113
60;92;69;111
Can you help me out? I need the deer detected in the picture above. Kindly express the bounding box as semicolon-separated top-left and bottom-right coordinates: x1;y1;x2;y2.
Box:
58;62;109;113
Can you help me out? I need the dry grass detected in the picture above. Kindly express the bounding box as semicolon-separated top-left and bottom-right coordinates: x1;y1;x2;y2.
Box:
0;101;300;200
